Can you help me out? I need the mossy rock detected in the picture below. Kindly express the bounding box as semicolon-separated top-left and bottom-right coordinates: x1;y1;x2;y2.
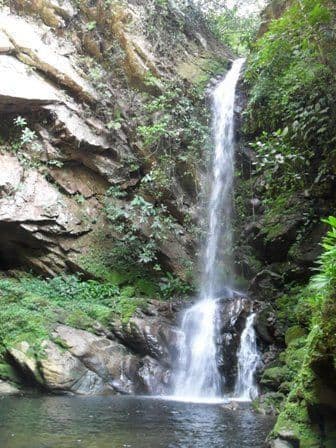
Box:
274;401;322;447
254;391;286;415
0;361;21;384
261;366;290;389
285;326;307;346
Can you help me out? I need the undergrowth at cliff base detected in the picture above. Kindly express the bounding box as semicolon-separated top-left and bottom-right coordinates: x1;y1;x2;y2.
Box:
0;275;147;355
0;269;194;360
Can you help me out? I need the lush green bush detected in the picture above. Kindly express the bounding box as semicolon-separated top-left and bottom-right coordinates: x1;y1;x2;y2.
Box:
104;189;179;269
209;7;260;55
250;129;312;197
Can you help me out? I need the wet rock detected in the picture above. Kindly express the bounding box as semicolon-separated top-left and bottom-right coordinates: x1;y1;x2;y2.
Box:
216;296;252;390
111;312;180;366
137;356;170;395
255;306;276;344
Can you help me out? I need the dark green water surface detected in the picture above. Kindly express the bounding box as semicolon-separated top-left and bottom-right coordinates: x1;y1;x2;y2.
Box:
0;395;274;448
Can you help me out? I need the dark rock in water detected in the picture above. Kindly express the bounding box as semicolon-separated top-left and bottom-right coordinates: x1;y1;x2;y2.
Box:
215;296;252;391
137;356;170;395
221;401;239;411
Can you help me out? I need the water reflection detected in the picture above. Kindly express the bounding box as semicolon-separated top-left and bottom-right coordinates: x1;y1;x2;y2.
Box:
0;395;274;448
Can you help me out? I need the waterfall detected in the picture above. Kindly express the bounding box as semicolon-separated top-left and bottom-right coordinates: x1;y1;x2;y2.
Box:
172;59;246;401
201;59;245;296
234;313;260;400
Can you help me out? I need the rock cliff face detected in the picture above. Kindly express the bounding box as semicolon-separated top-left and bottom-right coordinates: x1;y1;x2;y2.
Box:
0;0;230;280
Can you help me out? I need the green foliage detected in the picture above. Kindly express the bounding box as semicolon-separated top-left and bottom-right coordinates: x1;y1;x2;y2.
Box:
158;272;194;299
14;116;38;147
137;78;210;191
104;191;178;268
250;130;311;197
310;216;336;295
86;21;97;31
209;7;260;55
0;275;147;355
246;0;336;153
139;80;209;153
272;217;336;445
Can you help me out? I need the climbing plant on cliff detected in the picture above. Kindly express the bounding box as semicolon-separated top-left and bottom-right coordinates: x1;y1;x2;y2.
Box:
246;0;336;147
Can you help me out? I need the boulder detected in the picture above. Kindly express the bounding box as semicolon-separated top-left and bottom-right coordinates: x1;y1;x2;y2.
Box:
0;379;19;395
9;340;106;394
9;341;41;382
260;366;289;390
111;312;181;366
137;356;170;395
40;340;106;394
53;324;142;394
6;314;182;396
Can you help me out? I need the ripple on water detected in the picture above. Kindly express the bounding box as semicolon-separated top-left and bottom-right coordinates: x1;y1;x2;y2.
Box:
0;395;274;448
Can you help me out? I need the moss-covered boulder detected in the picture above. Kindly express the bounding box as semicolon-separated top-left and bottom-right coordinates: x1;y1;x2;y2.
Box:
285;326;307;346
261;366;290;390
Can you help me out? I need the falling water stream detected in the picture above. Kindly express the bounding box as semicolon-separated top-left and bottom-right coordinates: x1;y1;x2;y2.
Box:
172;59;260;402
234;313;260;400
